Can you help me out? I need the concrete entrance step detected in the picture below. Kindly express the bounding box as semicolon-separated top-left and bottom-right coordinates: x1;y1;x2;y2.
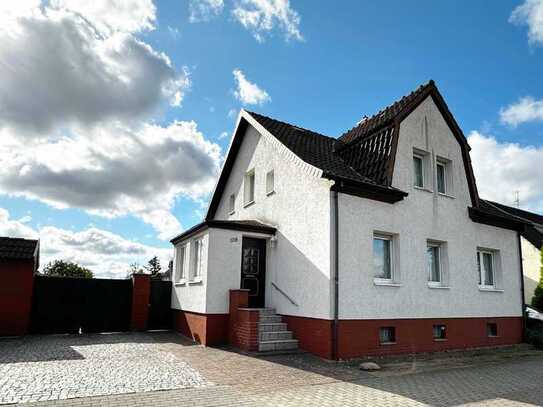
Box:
260;330;293;341
259;322;288;332
258;339;299;352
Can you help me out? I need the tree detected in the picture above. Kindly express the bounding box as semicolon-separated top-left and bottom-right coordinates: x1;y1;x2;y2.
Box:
43;260;93;279
532;249;543;311
128;262;144;276
145;256;161;276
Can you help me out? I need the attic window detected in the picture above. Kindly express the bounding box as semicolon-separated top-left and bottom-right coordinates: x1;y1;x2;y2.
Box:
244;169;255;206
228;194;235;215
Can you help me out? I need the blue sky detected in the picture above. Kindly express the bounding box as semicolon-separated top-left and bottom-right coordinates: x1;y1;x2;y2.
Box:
1;0;542;277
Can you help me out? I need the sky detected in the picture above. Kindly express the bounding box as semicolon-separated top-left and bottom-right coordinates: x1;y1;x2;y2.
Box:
1;0;542;278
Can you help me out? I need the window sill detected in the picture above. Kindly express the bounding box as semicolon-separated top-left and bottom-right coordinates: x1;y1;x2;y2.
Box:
428;283;450;289
478;286;503;293
188;278;203;285
174;280;187;287
433;338;448;342
243;200;255;208
488;335;500;338
266;190;275;197
380;342;397;346
414;186;433;193
438;192;455;199
374;279;401;287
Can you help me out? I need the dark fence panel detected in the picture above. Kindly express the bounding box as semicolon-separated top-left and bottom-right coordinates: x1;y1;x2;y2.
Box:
148;280;172;330
31;276;132;334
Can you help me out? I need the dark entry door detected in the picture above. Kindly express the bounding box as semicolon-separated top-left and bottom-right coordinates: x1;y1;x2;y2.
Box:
148;280;172;330
241;237;266;308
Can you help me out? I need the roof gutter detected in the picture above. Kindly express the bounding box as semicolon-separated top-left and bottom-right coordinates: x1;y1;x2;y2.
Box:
327;175;408;204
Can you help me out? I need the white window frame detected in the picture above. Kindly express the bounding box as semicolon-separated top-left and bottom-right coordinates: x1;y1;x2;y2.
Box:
413;154;424;188
373;233;394;283
228;194;235;215
436;161;447;194
427;242;441;285
175;244;187;283
266;170;275;195
244;169;255;206
477;249;495;289
192;238;204;280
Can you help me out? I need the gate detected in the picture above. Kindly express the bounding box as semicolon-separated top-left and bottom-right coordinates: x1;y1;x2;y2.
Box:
148;280;172;330
31;276;133;334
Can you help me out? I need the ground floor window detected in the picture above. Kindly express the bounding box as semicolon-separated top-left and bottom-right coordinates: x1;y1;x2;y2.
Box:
379;327;396;344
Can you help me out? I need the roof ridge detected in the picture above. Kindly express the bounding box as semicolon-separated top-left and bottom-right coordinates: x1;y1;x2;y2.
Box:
339;80;435;142
245;110;340;142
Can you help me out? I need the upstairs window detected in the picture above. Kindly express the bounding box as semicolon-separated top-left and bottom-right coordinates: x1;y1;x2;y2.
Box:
228;194;235;214
373;234;392;280
436;161;446;194
477;250;495;288
413;155;424;188
266;170;275;195
244;169;255;206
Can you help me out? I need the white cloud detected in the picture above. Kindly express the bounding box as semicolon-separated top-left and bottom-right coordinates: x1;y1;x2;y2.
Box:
510;0;543;46
0;121;222;240
500;96;543;126
0;3;187;134
468;131;543;212
50;0;156;35
233;69;271;105
0;208;171;279
189;0;224;22
232;0;303;42
219;131;229;139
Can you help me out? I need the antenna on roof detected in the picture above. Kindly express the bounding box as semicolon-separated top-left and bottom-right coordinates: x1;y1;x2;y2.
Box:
514;190;520;208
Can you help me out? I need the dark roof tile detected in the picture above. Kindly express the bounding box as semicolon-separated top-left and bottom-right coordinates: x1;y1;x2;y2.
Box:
0;237;39;261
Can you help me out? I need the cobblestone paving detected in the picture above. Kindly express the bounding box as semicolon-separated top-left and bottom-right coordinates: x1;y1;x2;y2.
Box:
5;332;543;406
0;333;207;405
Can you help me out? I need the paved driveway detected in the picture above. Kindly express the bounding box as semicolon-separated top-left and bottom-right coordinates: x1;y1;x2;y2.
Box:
2;332;543;406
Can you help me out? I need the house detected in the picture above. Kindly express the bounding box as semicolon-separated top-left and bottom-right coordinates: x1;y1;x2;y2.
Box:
0;237;39;336
483;202;542;305
170;81;527;359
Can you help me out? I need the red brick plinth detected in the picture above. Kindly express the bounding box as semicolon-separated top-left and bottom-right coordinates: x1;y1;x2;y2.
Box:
228;289;260;352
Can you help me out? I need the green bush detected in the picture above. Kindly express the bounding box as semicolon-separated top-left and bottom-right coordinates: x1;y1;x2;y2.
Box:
531;250;543;311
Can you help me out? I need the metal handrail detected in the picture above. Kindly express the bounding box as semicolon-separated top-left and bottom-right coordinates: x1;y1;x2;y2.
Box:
271;281;298;306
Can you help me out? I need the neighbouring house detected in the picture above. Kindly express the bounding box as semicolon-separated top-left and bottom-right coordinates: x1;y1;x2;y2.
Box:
0;237;39;336
170;80;528;359
483;202;543;305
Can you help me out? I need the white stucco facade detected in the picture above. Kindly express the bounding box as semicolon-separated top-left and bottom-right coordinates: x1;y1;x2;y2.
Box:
522;237;542;304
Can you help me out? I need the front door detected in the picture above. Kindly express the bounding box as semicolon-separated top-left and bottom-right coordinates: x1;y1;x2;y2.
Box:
241;237;266;308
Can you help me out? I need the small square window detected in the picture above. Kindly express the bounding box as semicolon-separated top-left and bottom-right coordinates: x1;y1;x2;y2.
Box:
433;324;447;340
427;243;441;283
487;323;498;337
379;327;396;344
373;235;392;280
266;170;275;195
228;194;235;214
244;170;255;206
413;155;424;188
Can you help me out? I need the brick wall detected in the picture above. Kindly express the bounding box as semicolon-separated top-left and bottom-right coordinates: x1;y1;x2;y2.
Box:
281;314;333;359
228;289;259;352
131;274;150;331
173;310;229;345
337;316;523;359
0;259;34;336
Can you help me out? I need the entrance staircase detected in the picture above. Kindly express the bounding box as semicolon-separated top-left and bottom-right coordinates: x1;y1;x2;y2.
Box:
257;308;298;352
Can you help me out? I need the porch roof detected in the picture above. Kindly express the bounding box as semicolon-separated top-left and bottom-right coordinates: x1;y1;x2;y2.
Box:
170;220;276;245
